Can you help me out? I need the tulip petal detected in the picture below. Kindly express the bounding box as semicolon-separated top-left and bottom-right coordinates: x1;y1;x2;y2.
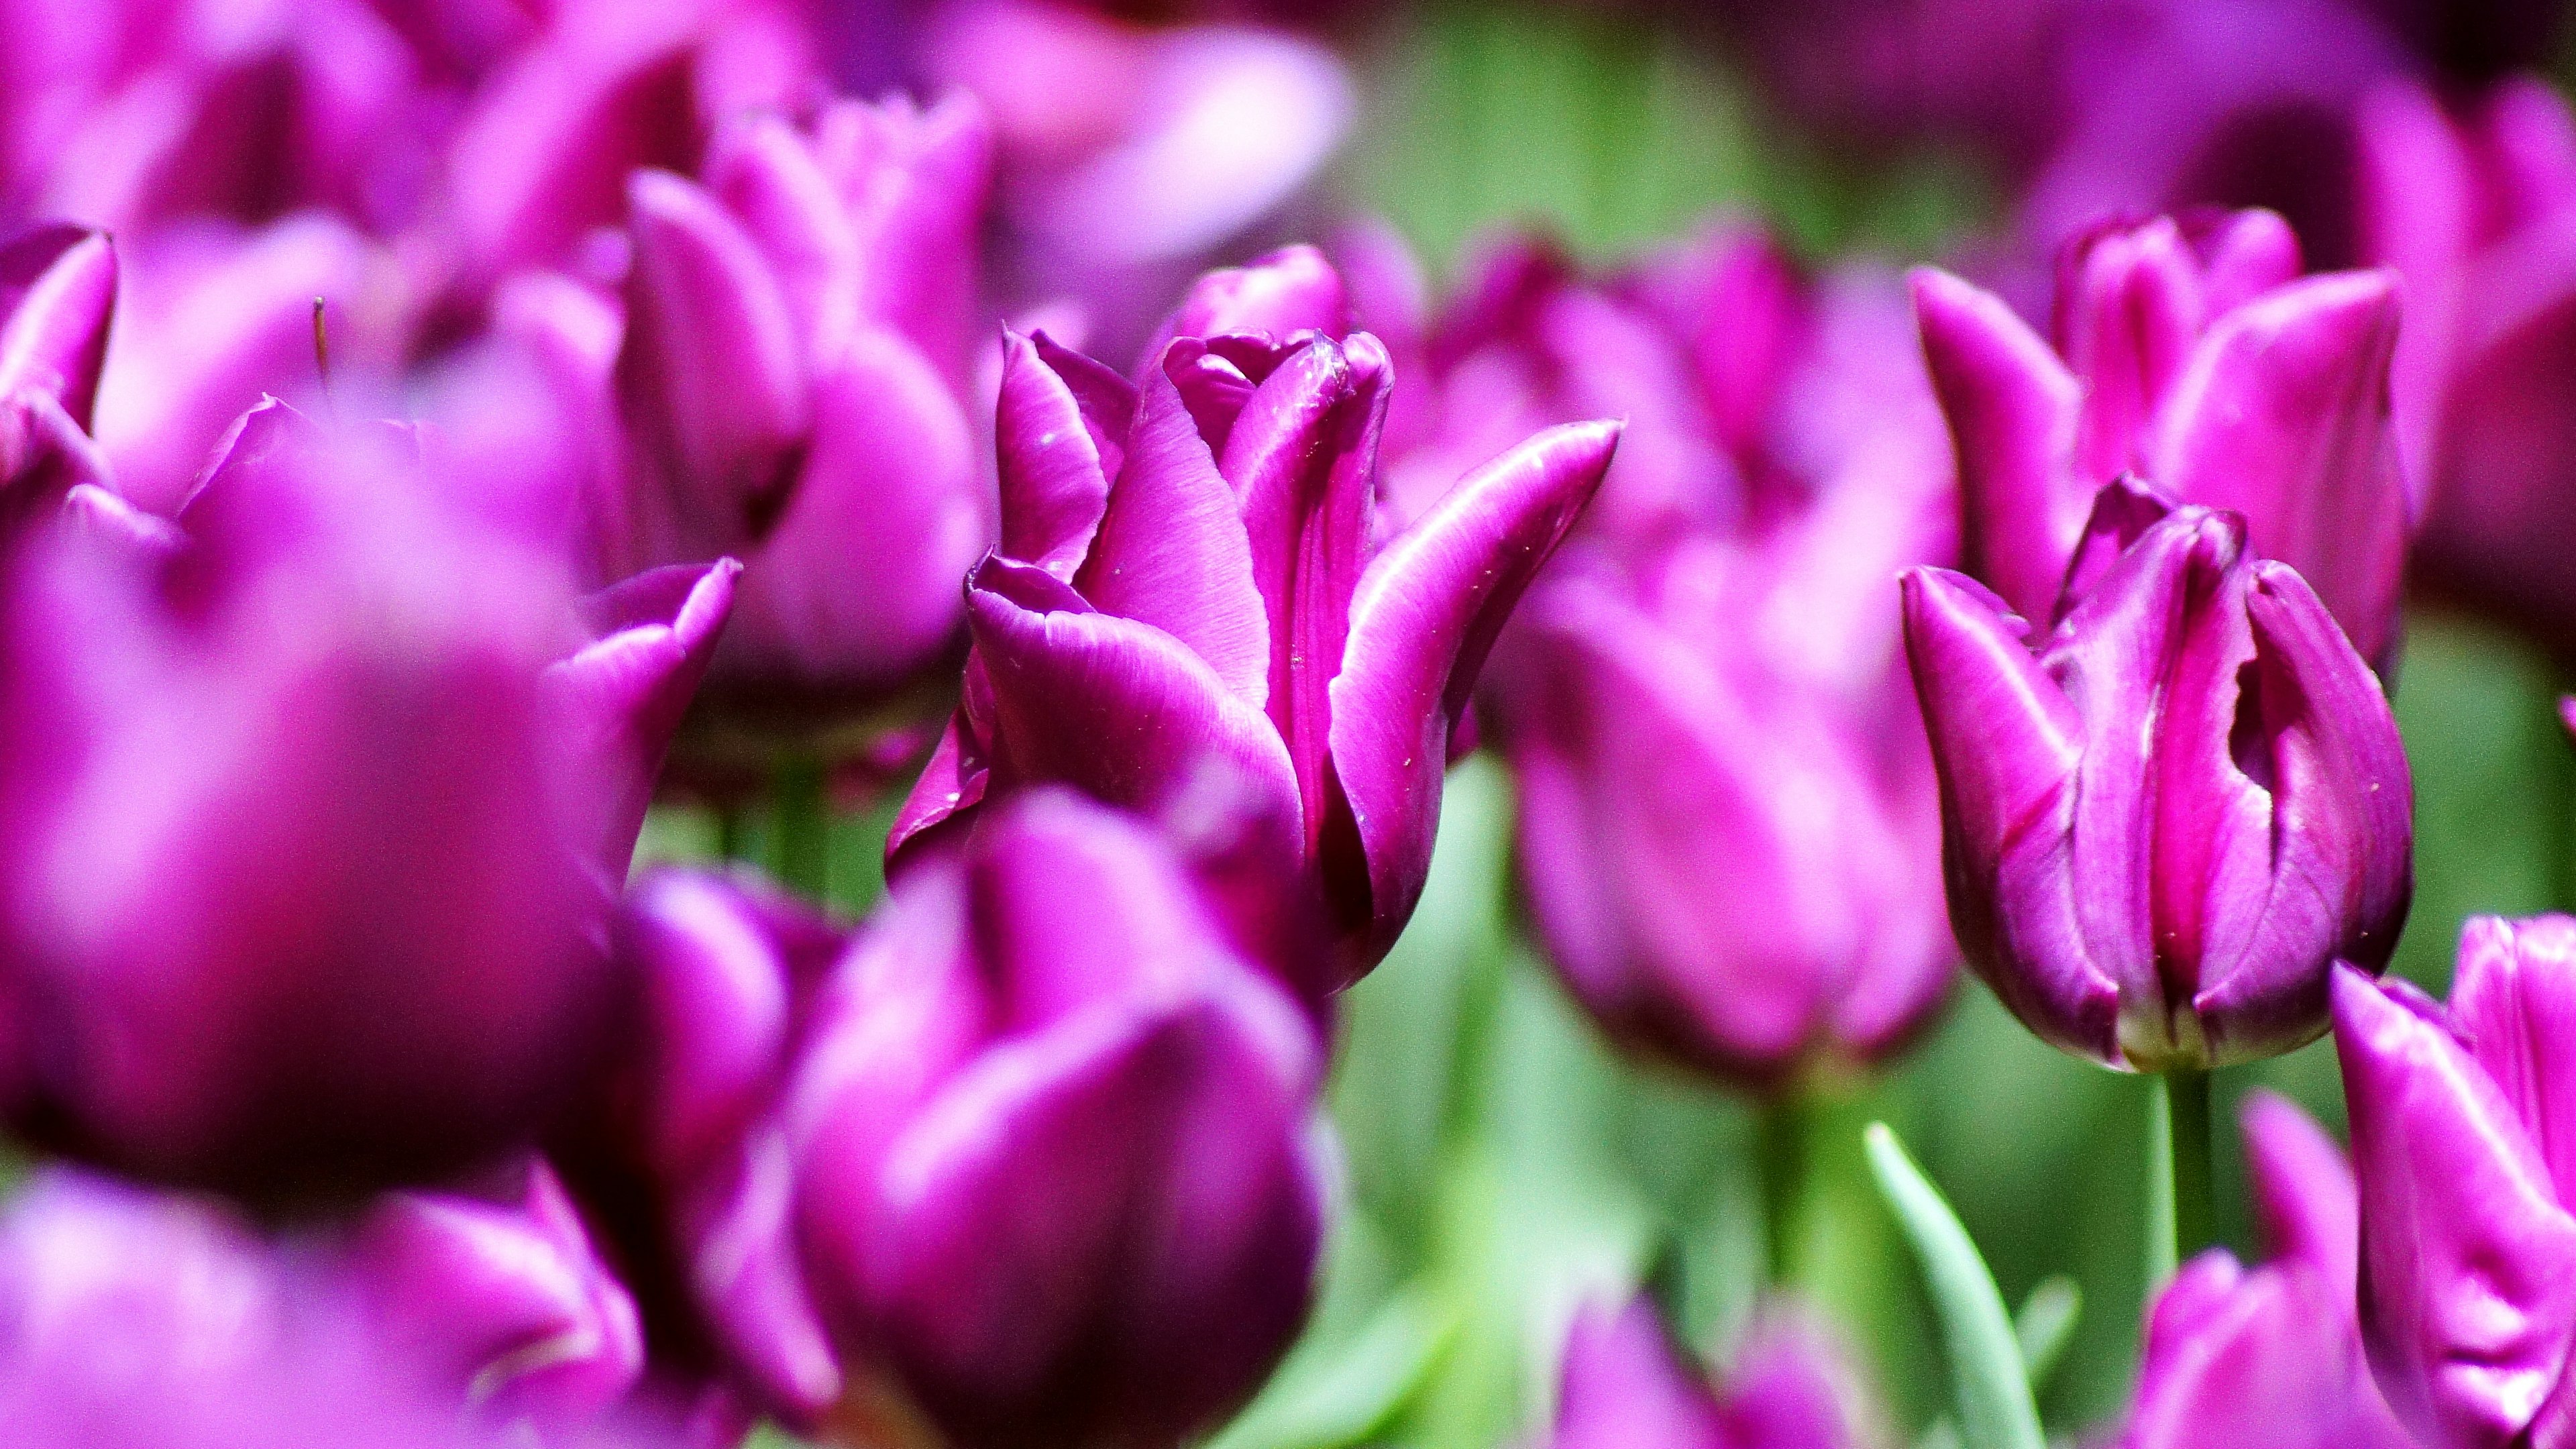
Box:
2051;474;2176;623
2242;1089;2360;1295
1552;1300;1729;1449
2334;966;2576;1447
1075;356;1272;705
1329;420;1615;960
1139;244;1351;372
2189;208;2304;318
995;331;1124;580
58;483;184;561
0;226;116;429
673;1127;844;1422
2152;270;2409;665
704;113;863;369
2057;217;2204;483
1900;567;2117;1063
1;393;114;540
1911;268;2087;623
2450;915;2576;1212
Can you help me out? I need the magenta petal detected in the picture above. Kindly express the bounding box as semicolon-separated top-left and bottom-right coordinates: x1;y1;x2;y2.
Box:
1140;244;1351;370
670;1128;843;1421
2152;270;2409;665
545;557;741;878
1900;567;2118;1063
996;331;1116;580
885;711;987;868
704;112;863;366
2190;209;2306;317
2242;1089;2361;1295
966;585;1302;873
1911;268;2088;624
2057;217;2206;483
2450;915;2576;1211
0;225;116;429
58;483;184;561
2126;1250;2392;1449
1329;420;1617;959
617;169;810;561
1;393;113;539
1550;1300;1728;1449
2052;474;2178;623
2334;966;2576;1448
1075;358;1272;705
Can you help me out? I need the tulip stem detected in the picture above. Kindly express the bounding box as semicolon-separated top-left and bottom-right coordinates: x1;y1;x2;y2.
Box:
1758;1095;1807;1285
2147;1069;2215;1289
772;757;830;901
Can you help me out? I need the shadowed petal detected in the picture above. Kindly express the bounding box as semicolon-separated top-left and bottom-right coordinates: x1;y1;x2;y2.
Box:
0;226;116;428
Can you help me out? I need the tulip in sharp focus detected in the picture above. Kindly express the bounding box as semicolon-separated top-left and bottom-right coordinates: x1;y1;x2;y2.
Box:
2332;916;2576;1449
889;292;1619;991
0;223;114;535
1913;208;2410;667
1550;1295;1878;1449
789;790;1332;1449
1902;482;2412;1069
604;93;995;758
0;398;737;1200
2118;1091;2412;1449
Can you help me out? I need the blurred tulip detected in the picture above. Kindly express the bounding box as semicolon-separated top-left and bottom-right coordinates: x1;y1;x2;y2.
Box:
602;92;994;759
888;291;1619;991
2118;1092;2412;1449
789;790;1331;1449
0;398;737;1201
1550;1295;1878;1449
557;866;847;1430
1442;227;1958;1089
2359;75;2576;654
1902;485;2412;1069
0;223;115;536
2332;917;2576;1449
1913;208;2410;668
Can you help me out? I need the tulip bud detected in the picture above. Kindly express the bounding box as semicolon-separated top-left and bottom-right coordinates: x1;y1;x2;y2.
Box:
790;790;1332;1449
0;398;736;1201
1551;1296;1877;1449
1913;210;2410;667
890;286;1619;992
1902;484;2412;1069
2334;919;2576;1448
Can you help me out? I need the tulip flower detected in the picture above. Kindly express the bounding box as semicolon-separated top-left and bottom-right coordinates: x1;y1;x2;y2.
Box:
602;93;996;759
1550;1295;1877;1449
0;223;114;535
2118;1092;2412;1449
1440;228;1958;1089
2332;916;2576;1449
1902;484;2412;1069
788;790;1332;1449
888;292;1618;990
556;865;847;1431
0;397;737;1200
1913;209;2410;667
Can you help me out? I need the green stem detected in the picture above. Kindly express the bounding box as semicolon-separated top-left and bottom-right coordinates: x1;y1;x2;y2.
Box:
1758;1094;1808;1287
2147;1069;2214;1291
714;807;747;864
771;757;830;901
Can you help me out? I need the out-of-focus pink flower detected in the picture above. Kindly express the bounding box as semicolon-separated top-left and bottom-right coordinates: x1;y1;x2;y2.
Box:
888;258;1619;992
1914;209;2410;669
1904;488;2412;1069
0;398;736;1201
1416;225;1960;1089
1550;1295;1879;1449
588;92;995;759
788;790;1332;1449
2117;1092;2412;1449
0;223;116;537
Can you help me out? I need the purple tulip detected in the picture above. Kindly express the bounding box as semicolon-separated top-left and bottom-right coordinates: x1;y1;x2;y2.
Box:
0;223;115;537
888;272;1618;991
2332;917;2576;1448
2118;1091;2412;1449
2358;75;2576;653
598;91;996;759
1550;1295;1876;1449
1901;484;2412;1069
557;865;848;1431
787;789;1331;1449
1430;227;1958;1089
1913;208;2411;668
0;397;737;1200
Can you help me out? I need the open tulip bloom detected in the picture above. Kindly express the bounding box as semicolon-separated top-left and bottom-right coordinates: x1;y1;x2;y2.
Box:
1902;478;2412;1070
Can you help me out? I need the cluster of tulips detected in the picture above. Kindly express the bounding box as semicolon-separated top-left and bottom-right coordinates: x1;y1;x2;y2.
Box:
15;1;2576;1448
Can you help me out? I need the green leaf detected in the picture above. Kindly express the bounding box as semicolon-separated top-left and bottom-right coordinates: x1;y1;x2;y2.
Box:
1864;1123;2046;1449
1204;1285;1458;1449
2012;1277;2082;1396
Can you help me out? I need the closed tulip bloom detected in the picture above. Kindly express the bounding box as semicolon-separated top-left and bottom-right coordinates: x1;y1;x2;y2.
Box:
604;93;996;757
559;866;847;1430
1551;1296;1878;1449
1902;484;2412;1069
1913;209;2410;667
788;790;1331;1449
0;223;114;535
2118;1092;2412;1449
0;398;738;1200
890;304;1619;991
2332;916;2576;1449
